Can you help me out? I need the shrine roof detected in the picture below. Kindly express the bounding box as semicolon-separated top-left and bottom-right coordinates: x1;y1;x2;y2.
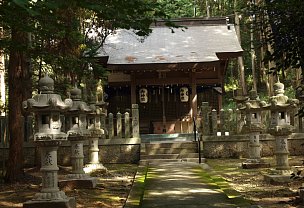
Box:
97;18;243;67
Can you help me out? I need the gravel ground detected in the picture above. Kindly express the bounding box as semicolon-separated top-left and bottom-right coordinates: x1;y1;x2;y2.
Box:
0;164;137;208
206;156;304;208
1;157;304;208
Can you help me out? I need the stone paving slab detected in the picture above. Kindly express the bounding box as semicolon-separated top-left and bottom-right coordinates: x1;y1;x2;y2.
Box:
141;162;246;208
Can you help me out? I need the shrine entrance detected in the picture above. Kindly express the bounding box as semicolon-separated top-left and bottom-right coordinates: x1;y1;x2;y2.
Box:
100;17;243;135
105;82;220;134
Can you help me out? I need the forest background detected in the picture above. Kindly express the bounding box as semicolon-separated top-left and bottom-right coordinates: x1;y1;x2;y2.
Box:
0;0;304;182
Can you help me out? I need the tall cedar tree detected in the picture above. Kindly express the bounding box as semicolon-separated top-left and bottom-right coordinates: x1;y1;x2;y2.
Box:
1;0;32;182
0;0;172;182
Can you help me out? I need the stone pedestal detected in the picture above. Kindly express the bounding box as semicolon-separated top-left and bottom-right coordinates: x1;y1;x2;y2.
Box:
60;137;97;188
83;136;106;173
274;135;290;171
264;131;294;183
23;141;76;208
67;137;86;177
239;89;269;169
264;174;293;185
242;132;270;169
23;197;76;208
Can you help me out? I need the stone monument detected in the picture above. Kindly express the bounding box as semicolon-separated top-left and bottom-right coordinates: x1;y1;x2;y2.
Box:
23;75;75;208
83;98;107;173
264;81;299;183
60;86;97;188
240;89;270;169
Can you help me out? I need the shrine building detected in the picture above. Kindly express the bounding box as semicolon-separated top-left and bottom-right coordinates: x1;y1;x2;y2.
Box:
98;17;243;134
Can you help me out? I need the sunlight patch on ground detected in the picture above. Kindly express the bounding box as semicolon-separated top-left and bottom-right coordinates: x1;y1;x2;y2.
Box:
148;187;219;196
0;201;22;207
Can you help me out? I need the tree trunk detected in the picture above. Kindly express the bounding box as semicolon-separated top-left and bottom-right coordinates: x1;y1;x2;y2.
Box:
250;18;257;91
5;28;31;183
234;5;247;95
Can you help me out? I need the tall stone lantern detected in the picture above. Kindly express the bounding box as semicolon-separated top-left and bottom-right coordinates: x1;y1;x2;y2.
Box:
240;89;270;169
23;75;75;208
62;86;97;188
267;81;299;175
83;99;107;173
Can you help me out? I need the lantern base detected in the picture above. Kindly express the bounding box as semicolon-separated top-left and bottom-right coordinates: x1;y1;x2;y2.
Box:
83;163;107;174
264;169;293;185
59;177;97;189
23;197;75;208
242;159;270;169
264;174;293;185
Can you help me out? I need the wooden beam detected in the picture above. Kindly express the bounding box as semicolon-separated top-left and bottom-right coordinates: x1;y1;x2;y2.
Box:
190;72;197;119
135;77;190;85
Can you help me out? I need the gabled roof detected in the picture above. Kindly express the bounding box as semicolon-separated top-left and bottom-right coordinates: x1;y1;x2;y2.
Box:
98;18;243;68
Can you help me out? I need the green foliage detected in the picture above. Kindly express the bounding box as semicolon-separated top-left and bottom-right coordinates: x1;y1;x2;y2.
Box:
0;0;174;86
284;86;296;99
258;0;304;74
157;0;239;18
158;0;197;18
224;77;238;93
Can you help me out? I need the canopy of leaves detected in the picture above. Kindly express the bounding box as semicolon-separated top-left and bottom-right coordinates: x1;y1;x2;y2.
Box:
261;0;304;74
0;0;171;86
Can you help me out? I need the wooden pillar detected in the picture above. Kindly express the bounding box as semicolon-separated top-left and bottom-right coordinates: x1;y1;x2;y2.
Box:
131;74;136;105
161;85;166;132
116;112;122;138
190;72;197;118
218;64;224;110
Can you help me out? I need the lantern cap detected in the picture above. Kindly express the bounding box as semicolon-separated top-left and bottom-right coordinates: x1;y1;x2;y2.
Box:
249;89;258;100
274;81;285;95
39;74;54;93
70;86;82;100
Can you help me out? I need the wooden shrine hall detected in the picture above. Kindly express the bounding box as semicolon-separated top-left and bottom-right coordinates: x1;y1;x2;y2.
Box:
98;17;243;134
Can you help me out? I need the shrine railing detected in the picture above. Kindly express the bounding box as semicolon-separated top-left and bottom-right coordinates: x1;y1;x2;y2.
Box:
198;102;300;136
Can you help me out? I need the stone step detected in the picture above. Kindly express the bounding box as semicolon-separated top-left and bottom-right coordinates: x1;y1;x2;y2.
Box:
178;153;200;158
139;157;206;165
141;154;179;160
140;133;195;143
181;157;206;163
139;159;182;165
144;148;197;155
145;142;197;149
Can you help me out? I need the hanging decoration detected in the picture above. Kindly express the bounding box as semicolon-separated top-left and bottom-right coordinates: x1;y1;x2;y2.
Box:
180;87;189;102
139;88;148;103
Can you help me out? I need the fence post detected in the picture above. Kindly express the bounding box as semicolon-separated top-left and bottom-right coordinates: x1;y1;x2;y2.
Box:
211;109;218;135
226;109;233;135
200;102;210;135
125;112;130;139
132;104;140;138
236;108;243;134
291;106;299;132
116;112;122;139
100;113;106;138
219;109;225;135
108;113;114;139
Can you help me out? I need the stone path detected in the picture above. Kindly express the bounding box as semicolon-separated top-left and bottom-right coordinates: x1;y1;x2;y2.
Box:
141;162;247;208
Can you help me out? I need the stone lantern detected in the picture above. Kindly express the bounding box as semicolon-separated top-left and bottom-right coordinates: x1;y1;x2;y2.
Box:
83;99;107;173
233;89;248;134
62;86;97;188
240;89;270;169
267;81;299;175
22;75;75;208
